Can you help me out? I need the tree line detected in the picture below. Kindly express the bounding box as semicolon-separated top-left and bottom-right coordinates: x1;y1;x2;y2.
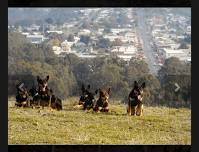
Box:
8;32;191;107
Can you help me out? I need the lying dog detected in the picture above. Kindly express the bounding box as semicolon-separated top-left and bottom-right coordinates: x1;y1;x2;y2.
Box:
15;82;30;107
93;88;111;112
79;84;98;110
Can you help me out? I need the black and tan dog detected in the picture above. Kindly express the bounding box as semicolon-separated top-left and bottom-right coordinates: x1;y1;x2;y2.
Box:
93;88;111;112
77;84;98;110
15;82;30;107
29;82;62;110
50;90;63;111
36;75;52;109
28;86;40;106
127;81;146;116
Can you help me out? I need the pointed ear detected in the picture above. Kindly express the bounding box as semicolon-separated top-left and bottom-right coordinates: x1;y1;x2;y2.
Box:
99;88;102;93
95;89;98;94
37;76;40;82
46;75;49;81
81;84;85;92
87;84;90;90
141;82;146;88
107;88;111;95
134;81;138;87
50;89;53;93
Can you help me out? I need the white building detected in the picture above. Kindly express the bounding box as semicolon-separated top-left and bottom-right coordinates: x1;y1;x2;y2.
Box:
117;55;134;61
111;46;137;54
78;29;91;36
76;54;97;58
46;30;63;34
61;40;72;52
21;32;30;36
111;45;137;61
161;48;187;60
26;24;40;31
26;35;44;44
52;46;62;55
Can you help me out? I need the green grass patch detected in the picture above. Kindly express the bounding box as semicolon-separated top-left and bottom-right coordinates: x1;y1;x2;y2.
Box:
8;97;191;145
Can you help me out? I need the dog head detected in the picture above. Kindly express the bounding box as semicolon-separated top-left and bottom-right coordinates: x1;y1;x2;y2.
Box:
37;75;49;92
16;82;29;98
129;81;146;101
79;84;98;107
98;88;111;103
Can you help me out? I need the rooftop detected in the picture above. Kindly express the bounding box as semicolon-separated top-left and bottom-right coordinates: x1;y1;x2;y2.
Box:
163;49;185;54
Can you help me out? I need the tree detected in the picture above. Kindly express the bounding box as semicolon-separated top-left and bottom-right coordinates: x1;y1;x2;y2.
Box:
117;13;130;25
81;20;90;29
80;35;90;45
67;34;75;42
104;27;111;33
112;38;123;46
158;57;191;107
178;42;189;49
97;38;111;48
45;18;53;25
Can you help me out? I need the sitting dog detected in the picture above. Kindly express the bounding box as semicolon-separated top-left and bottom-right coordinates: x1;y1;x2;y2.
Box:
93;88;111;112
29;85;62;110
127;81;146;116
36;75;52;109
31;75;62;110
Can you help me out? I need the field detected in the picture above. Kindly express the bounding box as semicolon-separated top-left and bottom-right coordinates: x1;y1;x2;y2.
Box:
8;97;191;145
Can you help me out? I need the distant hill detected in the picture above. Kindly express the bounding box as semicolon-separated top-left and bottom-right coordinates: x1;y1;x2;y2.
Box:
8;8;191;26
8;8;86;25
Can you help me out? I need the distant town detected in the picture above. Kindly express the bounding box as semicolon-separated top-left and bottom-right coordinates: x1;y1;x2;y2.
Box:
8;8;191;74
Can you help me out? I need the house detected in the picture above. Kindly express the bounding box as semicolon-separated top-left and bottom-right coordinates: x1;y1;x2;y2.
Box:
61;41;72;52
111;46;137;61
21;32;30;36
52;46;62;55
161;48;187;60
26;24;40;31
76;54;97;58
26;35;44;44
46;30;63;34
78;29;91;36
117;55;133;61
187;26;191;32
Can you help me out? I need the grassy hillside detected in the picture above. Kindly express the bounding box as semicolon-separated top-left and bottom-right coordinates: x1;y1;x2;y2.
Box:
8;97;191;145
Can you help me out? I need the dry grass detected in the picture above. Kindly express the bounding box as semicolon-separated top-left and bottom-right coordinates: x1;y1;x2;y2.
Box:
8;97;191;145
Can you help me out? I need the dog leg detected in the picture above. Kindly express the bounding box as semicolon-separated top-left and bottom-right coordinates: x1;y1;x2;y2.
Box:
132;106;136;116
136;104;143;116
48;96;53;112
128;106;132;116
140;105;144;116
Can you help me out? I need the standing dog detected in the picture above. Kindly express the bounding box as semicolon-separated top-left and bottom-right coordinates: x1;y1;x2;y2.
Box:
127;81;146;116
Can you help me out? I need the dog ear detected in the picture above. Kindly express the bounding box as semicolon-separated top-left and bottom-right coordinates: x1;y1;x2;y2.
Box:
50;89;53;94
87;84;90;90
134;81;138;88
141;82;146;88
46;75;49;81
107;88;111;95
37;76;40;82
81;84;85;92
95;89;98;94
99;88;102;93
